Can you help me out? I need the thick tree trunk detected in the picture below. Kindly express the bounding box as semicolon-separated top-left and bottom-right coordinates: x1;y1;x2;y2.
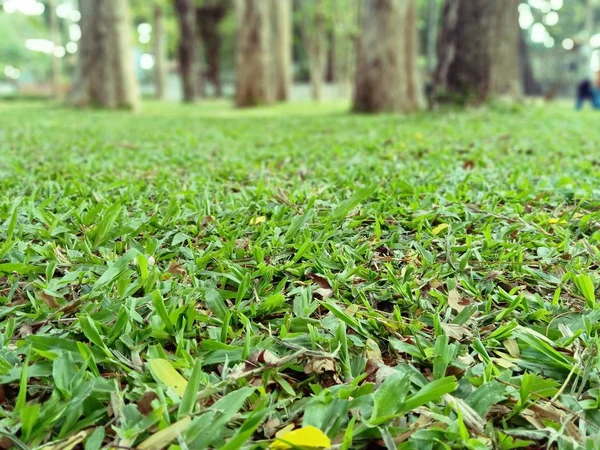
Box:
302;0;327;102
353;0;424;113
196;3;228;97
175;0;202;102
490;0;521;98
270;0;292;102
235;0;272;107
435;0;520;104
68;0;139;110
48;0;62;99
153;4;168;100
332;0;358;98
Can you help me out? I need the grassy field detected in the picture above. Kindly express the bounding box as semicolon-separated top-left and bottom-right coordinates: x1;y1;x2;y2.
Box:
1;100;600;449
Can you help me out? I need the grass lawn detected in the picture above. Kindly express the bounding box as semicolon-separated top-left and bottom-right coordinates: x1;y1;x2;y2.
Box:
1;100;600;449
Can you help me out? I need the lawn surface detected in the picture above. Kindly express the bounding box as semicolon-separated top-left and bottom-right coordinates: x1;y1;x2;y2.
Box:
1;100;599;449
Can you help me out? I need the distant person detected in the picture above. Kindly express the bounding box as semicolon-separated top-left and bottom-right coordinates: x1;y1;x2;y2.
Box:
575;40;600;110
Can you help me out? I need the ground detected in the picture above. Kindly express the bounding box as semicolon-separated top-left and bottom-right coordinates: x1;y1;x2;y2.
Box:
0;100;599;449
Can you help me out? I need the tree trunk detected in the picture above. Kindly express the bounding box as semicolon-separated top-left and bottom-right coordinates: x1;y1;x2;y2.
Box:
426;0;438;75
332;0;358;98
353;0;424;113
68;0;139;110
48;0;62;99
235;0;272;107
175;0;202;102
153;3;168;100
196;3;228;97
519;30;539;96
302;0;327;102
270;0;292;102
490;0;521;98
435;0;520;104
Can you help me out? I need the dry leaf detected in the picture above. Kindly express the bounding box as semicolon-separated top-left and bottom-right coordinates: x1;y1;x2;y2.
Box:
441;323;473;341
137;391;159;416
138;417;192;450
304;358;335;375
448;289;469;312
167;262;186;276
39;292;60;309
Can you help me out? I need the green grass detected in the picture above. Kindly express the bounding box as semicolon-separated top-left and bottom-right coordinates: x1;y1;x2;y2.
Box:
1;100;600;449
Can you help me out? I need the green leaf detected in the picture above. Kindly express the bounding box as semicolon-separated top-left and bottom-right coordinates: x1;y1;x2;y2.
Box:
371;371;410;423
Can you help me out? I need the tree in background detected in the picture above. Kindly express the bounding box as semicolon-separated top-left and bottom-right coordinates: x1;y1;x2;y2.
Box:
235;0;272;107
153;2;168;100
196;0;230;97
299;0;327;101
331;0;359;98
271;0;292;102
48;0;62;99
425;0;439;75
69;0;140;110
353;0;424;113
435;0;521;104
174;0;202;102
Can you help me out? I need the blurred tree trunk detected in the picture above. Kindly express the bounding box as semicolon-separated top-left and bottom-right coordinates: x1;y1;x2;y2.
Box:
425;0;438;75
270;0;292;102
196;2;229;97
301;0;327;102
48;0;62;99
153;4;168;100
69;0;139;110
519;29;540;96
332;0;358;98
353;0;424;113
235;0;272;107
435;0;520;104
175;0;202;102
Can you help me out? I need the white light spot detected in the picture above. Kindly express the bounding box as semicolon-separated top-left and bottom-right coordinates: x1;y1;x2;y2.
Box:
25;39;55;54
140;53;155;70
53;46;66;58
550;0;563;10
4;66;20;79
70;10;81;22
591;34;600;48
66;42;78;54
544;11;559;26
69;24;81;42
139;34;151;44
544;36;555;48
138;23;152;35
56;3;72;19
530;23;547;43
562;38;574;50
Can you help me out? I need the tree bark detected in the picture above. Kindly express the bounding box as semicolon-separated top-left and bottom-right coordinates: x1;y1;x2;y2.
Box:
353;0;424;113
301;0;327;102
48;0;62;99
68;0;139;110
519;29;540;96
235;0;272;107
332;0;358;98
153;3;168;100
175;0;202;102
435;0;520;104
196;2;229;97
270;0;292;102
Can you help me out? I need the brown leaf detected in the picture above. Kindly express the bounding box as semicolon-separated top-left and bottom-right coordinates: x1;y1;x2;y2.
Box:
303;358;335;375
0;438;12;450
448;289;470;312
168;262;186;276
137;391;159;416
463;160;475;170
308;273;332;290
39;292;60;308
441;323;473;341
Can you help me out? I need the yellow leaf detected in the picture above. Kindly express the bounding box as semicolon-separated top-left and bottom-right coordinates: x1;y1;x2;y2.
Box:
138;417;191;450
432;223;449;235
548;218;566;225
271;425;331;449
148;359;188;396
39;431;90;450
250;216;266;225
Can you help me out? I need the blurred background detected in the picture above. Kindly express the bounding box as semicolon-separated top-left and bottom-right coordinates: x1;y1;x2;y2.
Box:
0;0;598;106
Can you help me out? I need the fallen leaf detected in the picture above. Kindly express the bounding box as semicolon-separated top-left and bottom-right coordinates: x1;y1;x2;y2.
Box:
441;323;473;341
148;359;188;396
250;216;266;225
39;292;60;308
304;358;335;375
448;289;469;312
167;262;186;276
503;339;520;358
432;223;449;235
137;391;159;416
308;273;332;290
138;417;192;450
271;425;331;450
